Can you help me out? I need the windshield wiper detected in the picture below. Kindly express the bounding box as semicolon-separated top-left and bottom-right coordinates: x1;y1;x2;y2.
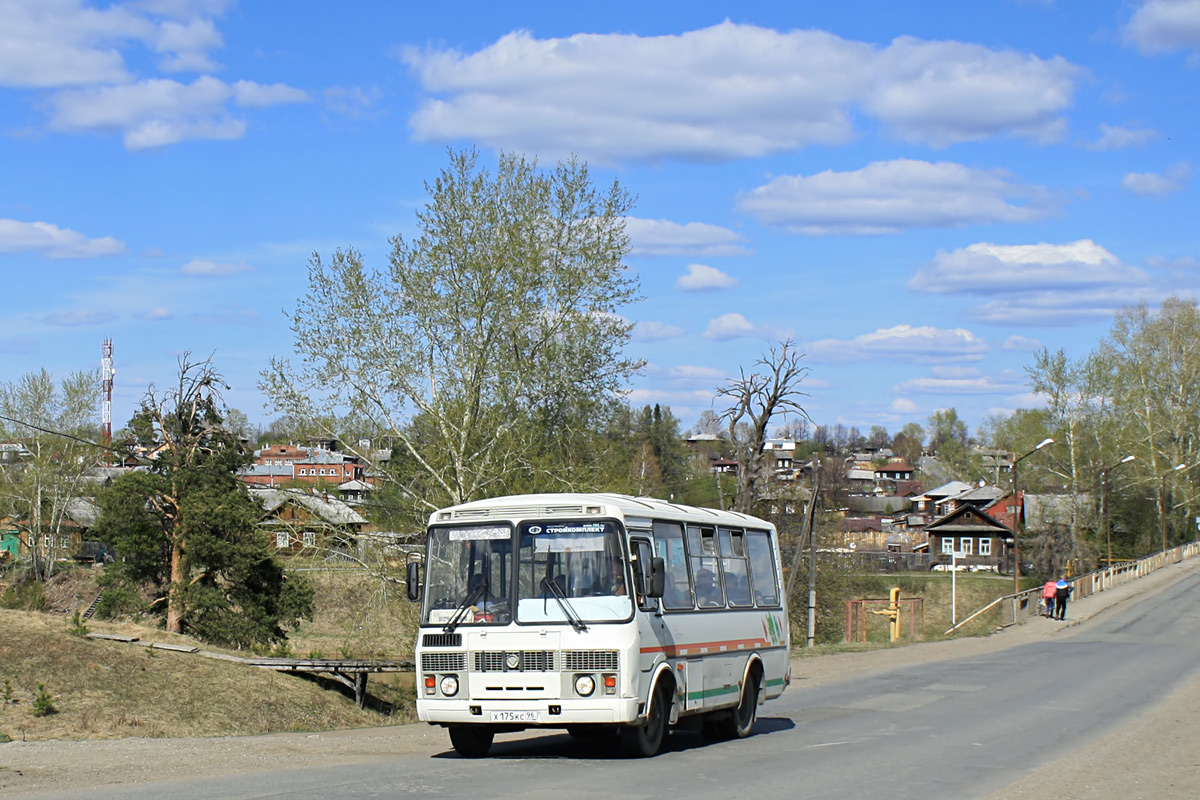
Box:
542;577;588;633
443;580;489;634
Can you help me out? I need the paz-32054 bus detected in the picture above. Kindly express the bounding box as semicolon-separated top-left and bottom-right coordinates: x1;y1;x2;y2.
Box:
408;493;791;757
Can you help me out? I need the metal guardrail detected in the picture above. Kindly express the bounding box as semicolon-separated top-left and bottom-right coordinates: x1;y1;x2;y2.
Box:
951;541;1200;633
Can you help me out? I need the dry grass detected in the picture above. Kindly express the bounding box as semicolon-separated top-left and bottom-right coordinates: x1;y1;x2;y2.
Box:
821;572;1023;646
0;562;422;743
0;609;410;742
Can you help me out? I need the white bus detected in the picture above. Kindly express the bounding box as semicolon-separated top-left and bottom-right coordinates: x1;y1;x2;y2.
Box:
408;493;791;757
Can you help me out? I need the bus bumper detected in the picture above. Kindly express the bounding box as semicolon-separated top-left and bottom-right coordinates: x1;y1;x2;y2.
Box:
418;696;640;726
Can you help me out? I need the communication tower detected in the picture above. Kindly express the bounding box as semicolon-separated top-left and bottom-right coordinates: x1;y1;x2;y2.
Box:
101;338;113;461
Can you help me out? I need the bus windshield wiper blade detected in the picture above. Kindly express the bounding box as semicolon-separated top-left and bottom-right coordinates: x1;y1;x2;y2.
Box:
543;577;588;633
443;580;488;634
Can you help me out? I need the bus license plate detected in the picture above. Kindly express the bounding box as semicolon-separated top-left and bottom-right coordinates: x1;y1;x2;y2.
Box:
490;710;539;723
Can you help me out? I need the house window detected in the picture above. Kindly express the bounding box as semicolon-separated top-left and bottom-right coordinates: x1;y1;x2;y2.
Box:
299;468;308;475
960;538;973;556
303;531;316;548
276;531;290;548
941;538;954;555
320;468;326;475
980;538;992;556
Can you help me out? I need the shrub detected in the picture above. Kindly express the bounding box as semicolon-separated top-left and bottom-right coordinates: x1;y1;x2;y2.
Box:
0;578;46;611
31;684;57;717
67;610;89;637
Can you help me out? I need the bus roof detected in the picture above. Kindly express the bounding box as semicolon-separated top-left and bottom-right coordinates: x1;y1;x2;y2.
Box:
427;492;775;530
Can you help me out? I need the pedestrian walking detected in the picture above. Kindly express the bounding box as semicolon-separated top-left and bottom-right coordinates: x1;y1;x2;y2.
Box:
1054;578;1072;620
1042;580;1057;617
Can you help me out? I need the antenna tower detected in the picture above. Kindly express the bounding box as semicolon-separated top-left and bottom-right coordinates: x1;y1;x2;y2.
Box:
101;338;114;462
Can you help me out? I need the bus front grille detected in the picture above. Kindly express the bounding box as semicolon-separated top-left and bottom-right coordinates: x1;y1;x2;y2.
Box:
474;650;557;672
563;650;619;671
421;652;467;672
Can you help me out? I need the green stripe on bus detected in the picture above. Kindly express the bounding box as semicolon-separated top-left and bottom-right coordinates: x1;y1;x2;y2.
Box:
685;685;741;701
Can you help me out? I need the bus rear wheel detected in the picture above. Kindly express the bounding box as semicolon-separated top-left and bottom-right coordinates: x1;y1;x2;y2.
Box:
708;671;759;740
620;682;668;757
448;725;494;757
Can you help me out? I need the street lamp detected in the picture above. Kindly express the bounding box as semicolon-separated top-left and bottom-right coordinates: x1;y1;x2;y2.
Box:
1012;437;1054;594
1100;455;1136;566
1160;463;1187;552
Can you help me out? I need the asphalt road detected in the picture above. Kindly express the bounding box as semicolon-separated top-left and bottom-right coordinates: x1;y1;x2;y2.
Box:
22;566;1199;800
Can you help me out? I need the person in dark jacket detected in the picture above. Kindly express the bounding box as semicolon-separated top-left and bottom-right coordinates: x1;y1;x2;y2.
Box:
1054;578;1073;620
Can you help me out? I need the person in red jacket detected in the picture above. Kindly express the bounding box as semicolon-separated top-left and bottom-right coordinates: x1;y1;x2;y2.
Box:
1042;580;1057;617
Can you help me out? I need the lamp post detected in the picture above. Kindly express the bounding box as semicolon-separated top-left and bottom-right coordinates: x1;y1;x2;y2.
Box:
1012;437;1054;594
1100;455;1136;566
1159;463;1187;552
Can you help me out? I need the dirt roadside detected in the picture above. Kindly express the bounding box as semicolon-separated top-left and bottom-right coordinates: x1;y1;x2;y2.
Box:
2;559;1198;798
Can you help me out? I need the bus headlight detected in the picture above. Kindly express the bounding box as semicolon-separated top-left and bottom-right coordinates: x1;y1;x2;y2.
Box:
440;675;459;696
574;674;596;697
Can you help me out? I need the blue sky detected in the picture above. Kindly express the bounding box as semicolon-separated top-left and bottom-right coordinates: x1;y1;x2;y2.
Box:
2;0;1198;438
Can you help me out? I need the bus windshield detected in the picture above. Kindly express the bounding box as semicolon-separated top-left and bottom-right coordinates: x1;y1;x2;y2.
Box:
423;524;514;627
516;520;632;624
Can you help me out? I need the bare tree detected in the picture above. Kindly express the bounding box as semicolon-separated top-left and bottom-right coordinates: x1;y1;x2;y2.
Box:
715;340;811;513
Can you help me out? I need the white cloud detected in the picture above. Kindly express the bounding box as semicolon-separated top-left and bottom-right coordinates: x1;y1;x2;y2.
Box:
41;309;119;326
666;365;727;382
153;16;223;72
402;22;1081;163
232;80;310;108
701;312;791;341
1125;0;1200;56
909;240;1159;325
1003;335;1044;352
179;259;253;276
624;218;749;257
1086;123;1159;150
676;264;738;291
806;325;990;364
47;76;309;149
0;0;231;89
0;218;125;258
632;321;685;342
891;398;920;414
1122;162;1192;196
140;305;173;320
323;85;385;120
893;374;1029;395
736;159;1053;235
910;240;1143;294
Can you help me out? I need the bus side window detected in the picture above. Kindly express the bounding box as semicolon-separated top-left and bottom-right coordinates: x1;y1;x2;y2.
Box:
688;526;724;608
652;521;692;610
746;529;780;607
719;528;753;607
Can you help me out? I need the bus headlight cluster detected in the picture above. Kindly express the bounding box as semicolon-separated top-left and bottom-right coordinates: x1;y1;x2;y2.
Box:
572;673;618;697
425;674;460;696
574;674;595;697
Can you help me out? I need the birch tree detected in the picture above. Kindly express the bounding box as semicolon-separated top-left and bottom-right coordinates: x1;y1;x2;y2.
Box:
0;369;98;580
263;149;641;525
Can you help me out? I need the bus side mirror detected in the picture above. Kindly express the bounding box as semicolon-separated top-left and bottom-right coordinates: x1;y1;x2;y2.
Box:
406;561;422;602
647;557;666;598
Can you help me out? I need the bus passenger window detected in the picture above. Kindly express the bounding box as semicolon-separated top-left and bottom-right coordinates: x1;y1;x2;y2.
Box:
719;528;753;607
652;521;692;610
746;529;780;607
688;526;725;608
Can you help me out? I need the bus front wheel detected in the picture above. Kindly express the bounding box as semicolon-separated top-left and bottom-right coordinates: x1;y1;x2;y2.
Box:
620;682;668;757
448;725;494;757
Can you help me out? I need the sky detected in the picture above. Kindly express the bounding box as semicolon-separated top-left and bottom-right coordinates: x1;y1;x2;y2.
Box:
2;0;1198;441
